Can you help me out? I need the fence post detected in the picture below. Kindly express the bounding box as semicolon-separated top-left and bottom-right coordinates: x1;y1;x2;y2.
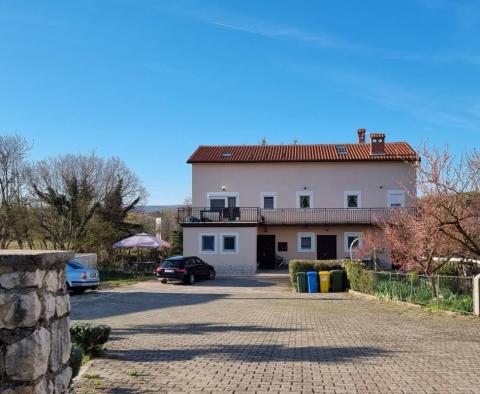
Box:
474;274;480;317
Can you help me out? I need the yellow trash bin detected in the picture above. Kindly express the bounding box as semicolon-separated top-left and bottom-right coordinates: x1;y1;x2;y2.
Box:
319;271;331;293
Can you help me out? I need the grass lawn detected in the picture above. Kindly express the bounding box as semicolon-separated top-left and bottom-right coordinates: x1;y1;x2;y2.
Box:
98;271;153;288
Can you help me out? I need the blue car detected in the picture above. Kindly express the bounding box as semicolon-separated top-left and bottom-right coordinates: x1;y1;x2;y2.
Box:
66;260;100;293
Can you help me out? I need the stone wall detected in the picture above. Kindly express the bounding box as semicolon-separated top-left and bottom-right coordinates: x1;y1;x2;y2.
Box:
0;251;74;394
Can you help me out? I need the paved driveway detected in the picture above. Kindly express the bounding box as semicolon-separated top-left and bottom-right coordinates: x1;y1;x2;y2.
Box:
71;276;480;394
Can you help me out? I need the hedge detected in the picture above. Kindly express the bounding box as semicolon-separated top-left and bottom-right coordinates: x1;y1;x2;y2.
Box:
289;259;344;288
70;322;111;356
343;260;375;294
70;343;84;379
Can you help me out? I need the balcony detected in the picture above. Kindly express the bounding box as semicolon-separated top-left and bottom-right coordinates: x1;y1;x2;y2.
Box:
178;207;416;226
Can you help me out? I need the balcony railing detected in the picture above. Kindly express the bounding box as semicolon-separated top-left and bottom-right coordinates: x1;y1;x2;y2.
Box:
178;207;417;225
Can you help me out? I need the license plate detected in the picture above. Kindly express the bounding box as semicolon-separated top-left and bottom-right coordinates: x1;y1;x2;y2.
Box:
165;269;175;273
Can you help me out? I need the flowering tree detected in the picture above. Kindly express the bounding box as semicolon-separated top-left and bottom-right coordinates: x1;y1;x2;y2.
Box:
417;147;480;258
356;146;479;275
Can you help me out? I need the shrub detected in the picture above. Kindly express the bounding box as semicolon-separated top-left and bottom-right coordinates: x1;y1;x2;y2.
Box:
289;259;344;288
70;322;111;356
70;343;84;379
344;260;375;294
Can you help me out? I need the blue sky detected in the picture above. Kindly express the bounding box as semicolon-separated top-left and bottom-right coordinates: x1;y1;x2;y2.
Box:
0;0;479;204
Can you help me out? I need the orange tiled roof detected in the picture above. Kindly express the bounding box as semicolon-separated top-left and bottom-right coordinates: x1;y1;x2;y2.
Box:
187;143;419;163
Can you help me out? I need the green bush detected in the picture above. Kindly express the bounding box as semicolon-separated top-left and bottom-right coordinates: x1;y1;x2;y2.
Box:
289;259;344;288
70;343;84;379
70;322;111;356
344;260;375;294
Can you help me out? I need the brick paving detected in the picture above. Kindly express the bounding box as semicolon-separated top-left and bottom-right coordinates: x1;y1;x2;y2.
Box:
71;276;480;393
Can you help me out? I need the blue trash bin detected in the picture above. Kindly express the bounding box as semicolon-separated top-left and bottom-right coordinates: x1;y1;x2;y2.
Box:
307;271;319;293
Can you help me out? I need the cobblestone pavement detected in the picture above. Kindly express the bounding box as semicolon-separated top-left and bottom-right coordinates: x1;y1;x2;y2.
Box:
71;276;480;394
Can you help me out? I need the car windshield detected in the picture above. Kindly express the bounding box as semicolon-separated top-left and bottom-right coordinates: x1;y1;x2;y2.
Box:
67;261;85;270
161;259;185;268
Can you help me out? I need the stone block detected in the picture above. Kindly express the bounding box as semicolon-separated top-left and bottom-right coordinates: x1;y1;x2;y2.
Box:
55;293;70;318
45;270;59;293
57;269;67;291
0;291;41;329
1;384;35;394
6;327;51;381
53;366;72;394
50;317;71;372
0;270;45;289
44;292;56;320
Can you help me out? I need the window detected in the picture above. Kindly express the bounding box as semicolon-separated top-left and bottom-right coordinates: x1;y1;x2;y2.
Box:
387;190;405;208
207;193;239;209
344;191;361;208
221;233;239;254
199;233;217;254
297;232;315;252
210;199;225;209
296;191;313;208
344;232;363;253
261;192;277;209
278;242;288;252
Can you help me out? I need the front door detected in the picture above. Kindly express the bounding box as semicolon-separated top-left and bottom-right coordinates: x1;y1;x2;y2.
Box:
257;235;276;269
317;235;337;260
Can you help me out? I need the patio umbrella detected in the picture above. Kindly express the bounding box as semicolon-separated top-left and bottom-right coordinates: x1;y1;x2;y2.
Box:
113;233;170;249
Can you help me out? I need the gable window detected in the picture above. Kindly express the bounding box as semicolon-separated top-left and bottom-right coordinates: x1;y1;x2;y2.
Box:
344;191;361;208
387;190;405;208
297;232;315;252
199;233;217;254
344;232;363;253
221;233;239;254
261;192;277;209
296;191;313;208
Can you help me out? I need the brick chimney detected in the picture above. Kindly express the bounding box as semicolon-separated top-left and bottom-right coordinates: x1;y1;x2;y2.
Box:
370;133;385;155
357;128;366;144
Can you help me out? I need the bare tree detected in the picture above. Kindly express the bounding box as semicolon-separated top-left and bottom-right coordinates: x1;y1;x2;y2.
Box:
0;134;31;248
30;153;146;250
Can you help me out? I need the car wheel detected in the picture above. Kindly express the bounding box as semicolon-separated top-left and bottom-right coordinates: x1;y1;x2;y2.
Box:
72;288;86;295
188;273;195;285
161;279;167;284
208;271;216;280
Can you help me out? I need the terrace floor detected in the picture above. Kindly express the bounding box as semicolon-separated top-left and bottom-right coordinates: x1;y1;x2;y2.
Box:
71;276;480;393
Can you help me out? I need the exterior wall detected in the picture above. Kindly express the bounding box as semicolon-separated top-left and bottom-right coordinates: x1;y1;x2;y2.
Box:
0;250;74;394
262;225;375;261
183;226;257;275
192;161;416;208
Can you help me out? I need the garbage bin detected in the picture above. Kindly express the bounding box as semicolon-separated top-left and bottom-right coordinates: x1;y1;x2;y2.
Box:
296;272;308;293
319;271;331;293
307;271;319;293
330;270;345;292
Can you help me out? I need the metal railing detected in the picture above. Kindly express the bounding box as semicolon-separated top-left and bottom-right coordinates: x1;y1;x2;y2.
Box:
178;207;416;225
178;207;260;224
349;270;474;314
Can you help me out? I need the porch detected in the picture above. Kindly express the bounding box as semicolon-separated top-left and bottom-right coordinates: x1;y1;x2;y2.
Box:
178;206;415;226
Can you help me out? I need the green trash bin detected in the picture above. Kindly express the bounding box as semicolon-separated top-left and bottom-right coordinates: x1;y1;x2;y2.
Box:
296;272;308;293
330;270;345;292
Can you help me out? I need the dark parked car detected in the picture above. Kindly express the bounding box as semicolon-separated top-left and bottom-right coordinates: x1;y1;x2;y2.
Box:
155;256;216;284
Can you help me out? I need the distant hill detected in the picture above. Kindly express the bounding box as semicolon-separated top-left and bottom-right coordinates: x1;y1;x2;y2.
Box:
133;205;180;213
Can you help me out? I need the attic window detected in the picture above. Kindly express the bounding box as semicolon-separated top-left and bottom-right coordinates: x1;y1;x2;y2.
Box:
222;152;232;157
336;145;347;156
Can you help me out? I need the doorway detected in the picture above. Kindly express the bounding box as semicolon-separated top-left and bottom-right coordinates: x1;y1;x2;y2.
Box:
257;235;276;269
317;235;337;260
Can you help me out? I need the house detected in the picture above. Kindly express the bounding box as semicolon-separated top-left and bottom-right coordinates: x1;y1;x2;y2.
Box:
179;129;418;275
